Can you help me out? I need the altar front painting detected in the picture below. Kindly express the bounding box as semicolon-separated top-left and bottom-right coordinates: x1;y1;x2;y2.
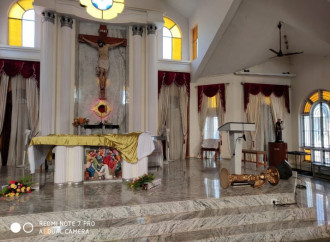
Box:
84;147;122;181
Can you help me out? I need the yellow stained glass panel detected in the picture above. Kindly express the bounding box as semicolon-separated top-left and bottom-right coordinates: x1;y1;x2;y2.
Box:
86;6;102;19
304;102;311;113
8;3;25;19
208;96;217;108
18;0;33;11
171;25;181;38
9;18;22;46
322;91;330;101
164;17;175;29
103;2;124;19
172;38;181;60
193;26;198;41
309;91;319;103
304;149;311;161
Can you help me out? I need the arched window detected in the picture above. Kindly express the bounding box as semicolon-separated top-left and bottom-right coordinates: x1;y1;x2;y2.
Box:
8;0;35;47
301;90;330;164
163;17;182;61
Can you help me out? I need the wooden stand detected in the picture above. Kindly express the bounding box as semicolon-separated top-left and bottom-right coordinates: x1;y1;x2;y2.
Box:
268;142;287;167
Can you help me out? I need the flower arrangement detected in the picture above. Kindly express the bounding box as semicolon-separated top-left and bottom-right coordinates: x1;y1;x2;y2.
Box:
1;175;33;197
127;173;154;190
73;117;89;127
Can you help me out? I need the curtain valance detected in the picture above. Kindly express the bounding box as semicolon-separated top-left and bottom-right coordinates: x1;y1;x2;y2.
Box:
158;71;190;97
0;59;40;88
243;83;290;113
198;84;226;112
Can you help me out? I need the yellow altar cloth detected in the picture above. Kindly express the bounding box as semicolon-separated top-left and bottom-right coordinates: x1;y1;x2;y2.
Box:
30;133;141;163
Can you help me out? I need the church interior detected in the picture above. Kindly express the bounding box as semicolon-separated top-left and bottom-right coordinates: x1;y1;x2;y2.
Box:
0;0;330;240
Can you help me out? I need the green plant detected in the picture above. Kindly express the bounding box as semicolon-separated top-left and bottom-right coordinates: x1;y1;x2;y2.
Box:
127;173;154;189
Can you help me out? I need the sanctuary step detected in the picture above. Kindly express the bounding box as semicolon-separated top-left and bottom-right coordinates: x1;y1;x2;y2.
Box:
0;195;329;241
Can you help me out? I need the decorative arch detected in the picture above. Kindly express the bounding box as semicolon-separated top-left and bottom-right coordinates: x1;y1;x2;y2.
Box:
8;0;35;47
163;17;182;60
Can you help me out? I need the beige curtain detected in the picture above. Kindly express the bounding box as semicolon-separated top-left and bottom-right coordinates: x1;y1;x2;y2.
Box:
179;85;188;159
8;76;29;167
0;74;9;163
215;92;224;128
198;94;209;138
246;93;262;150
0;74;9;136
26;78;40;138
270;93;286;123
167;84;183;160
157;85;170;135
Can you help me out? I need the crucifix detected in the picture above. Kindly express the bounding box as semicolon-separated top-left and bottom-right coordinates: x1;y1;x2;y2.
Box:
78;25;127;99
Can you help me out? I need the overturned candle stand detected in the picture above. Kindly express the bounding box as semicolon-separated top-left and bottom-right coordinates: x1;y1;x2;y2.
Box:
220;167;280;189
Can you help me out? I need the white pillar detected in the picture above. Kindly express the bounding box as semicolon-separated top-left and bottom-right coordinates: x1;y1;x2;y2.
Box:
59;16;73;134
146;24;158;135
40;11;56;135
132;25;143;132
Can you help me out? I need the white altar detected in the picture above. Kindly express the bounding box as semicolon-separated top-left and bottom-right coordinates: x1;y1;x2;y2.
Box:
28;132;155;185
219;122;255;174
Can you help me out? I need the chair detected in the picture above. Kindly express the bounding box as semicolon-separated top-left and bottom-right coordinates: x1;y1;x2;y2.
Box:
201;139;220;159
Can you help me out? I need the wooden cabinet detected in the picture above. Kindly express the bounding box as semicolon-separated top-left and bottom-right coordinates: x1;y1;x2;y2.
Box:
268;142;287;167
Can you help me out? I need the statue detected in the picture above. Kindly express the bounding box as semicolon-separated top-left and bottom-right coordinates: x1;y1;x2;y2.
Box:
78;25;126;99
275;119;284;142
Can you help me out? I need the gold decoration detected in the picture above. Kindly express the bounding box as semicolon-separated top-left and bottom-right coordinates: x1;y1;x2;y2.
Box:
220;167;280;189
92;99;111;118
30;133;142;163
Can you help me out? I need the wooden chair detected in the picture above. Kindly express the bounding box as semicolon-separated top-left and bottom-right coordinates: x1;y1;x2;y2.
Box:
201;139;220;159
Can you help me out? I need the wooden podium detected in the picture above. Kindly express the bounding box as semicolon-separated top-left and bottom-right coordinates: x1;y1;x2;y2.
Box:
268;142;287;167
219;122;255;174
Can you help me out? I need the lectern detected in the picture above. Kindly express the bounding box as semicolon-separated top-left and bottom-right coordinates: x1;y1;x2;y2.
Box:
218;122;255;174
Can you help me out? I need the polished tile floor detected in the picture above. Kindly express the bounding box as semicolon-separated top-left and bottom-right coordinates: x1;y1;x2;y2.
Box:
0;158;329;226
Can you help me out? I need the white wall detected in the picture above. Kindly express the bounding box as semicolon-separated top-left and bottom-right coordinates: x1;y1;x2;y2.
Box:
290;54;330;150
190;58;292;158
0;0;13;45
189;0;236;72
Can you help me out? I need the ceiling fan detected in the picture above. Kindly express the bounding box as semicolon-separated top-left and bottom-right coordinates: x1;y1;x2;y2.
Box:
269;22;303;57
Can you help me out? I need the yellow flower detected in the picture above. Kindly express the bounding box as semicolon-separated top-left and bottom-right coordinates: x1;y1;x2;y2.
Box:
10;184;17;189
26;187;30;192
15;193;19;196
17;189;21;193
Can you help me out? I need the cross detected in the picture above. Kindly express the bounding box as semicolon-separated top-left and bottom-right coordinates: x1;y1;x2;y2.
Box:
78;25;127;99
78;24;127;47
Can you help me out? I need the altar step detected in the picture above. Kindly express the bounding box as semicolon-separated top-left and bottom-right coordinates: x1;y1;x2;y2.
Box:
1;201;329;241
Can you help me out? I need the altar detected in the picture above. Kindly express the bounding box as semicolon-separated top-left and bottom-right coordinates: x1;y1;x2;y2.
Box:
28;132;155;185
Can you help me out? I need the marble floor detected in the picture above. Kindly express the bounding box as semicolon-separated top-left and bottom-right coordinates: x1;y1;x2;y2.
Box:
0;158;298;216
0;158;329;241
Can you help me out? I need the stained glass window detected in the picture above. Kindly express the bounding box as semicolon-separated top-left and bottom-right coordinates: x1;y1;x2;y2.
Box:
163;17;182;61
192;25;198;60
301;90;330;164
8;0;35;47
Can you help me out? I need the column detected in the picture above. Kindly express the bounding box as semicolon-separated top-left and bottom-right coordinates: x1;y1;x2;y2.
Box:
132;25;144;132
59;16;73;134
146;24;158;135
40;11;56;135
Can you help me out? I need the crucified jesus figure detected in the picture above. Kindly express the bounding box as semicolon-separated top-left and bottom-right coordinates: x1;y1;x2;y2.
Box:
82;37;124;98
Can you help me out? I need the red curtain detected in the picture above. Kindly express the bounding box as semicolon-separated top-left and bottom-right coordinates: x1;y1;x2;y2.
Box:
158;71;190;97
197;84;226;112
0;59;40;88
243;83;290;113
